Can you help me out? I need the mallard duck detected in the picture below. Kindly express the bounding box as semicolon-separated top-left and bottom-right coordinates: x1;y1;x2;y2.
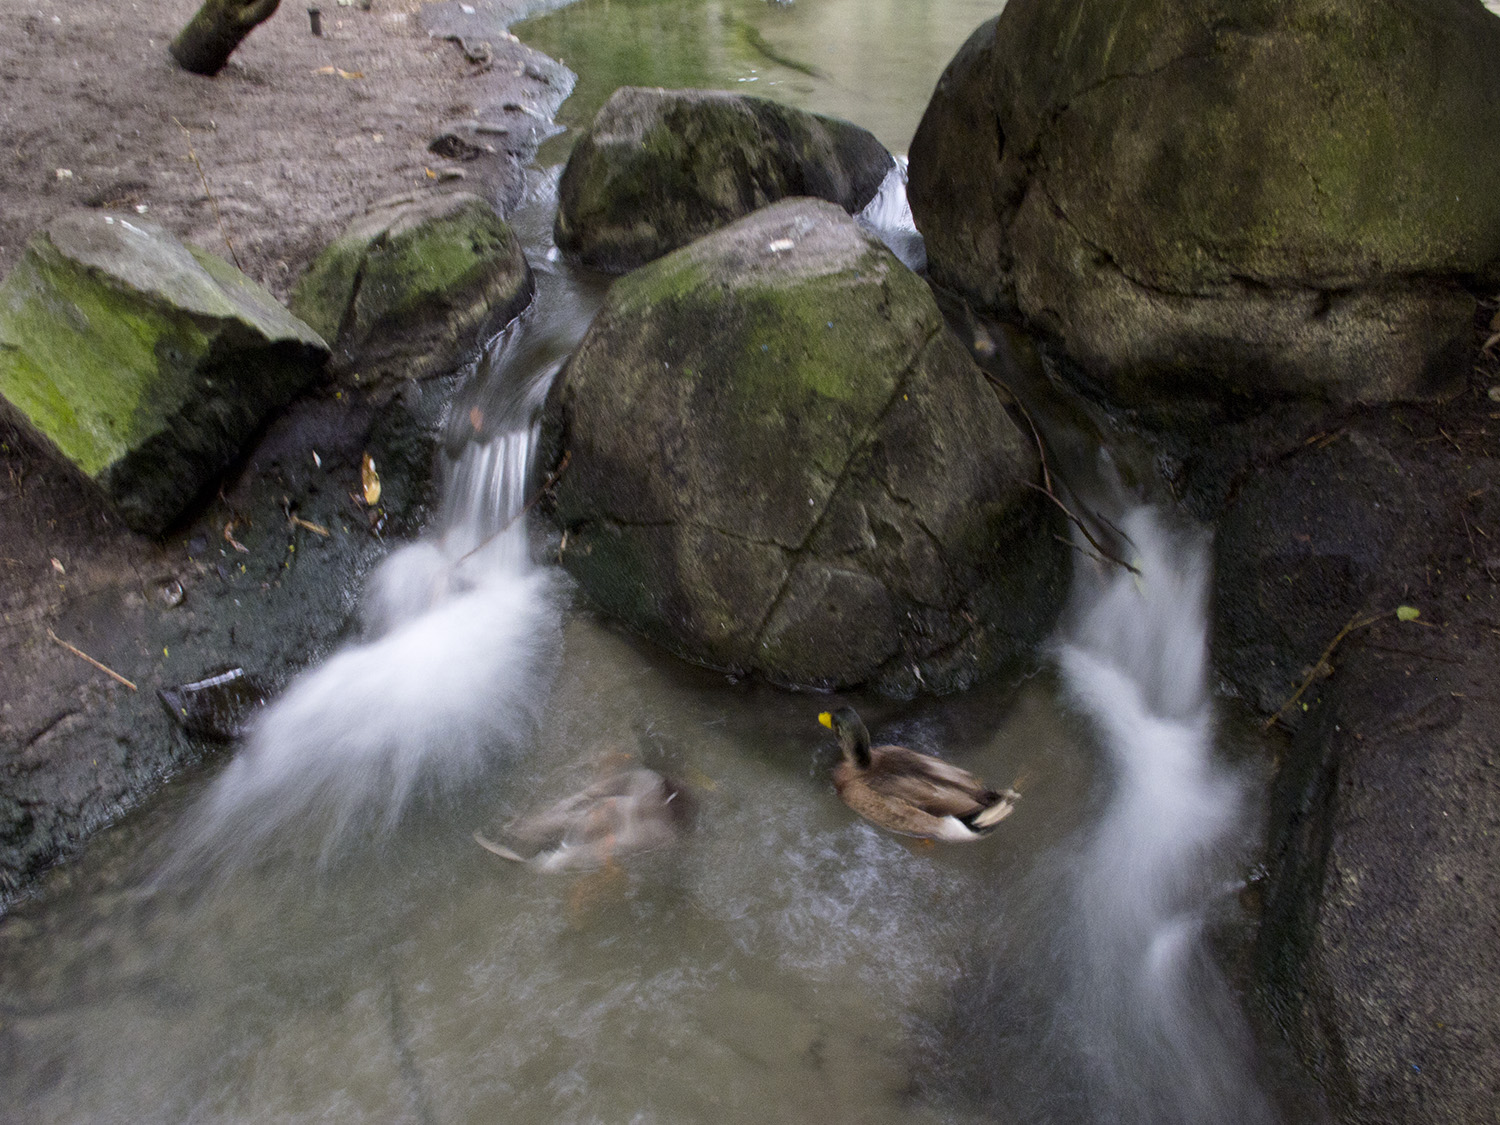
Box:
475;763;690;873
818;706;1019;842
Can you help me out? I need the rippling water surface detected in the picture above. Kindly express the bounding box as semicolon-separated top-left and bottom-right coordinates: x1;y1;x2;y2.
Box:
0;3;1302;1121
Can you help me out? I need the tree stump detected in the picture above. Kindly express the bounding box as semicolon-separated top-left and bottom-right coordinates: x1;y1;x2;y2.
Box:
169;0;282;77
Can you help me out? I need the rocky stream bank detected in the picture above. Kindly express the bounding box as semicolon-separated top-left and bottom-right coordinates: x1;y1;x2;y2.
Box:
3;3;1500;1124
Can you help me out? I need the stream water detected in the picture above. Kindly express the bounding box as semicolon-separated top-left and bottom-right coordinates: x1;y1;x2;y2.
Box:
0;3;1296;1122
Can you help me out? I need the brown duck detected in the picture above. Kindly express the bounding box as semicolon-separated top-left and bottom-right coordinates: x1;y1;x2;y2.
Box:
818;707;1019;842
474;762;690;873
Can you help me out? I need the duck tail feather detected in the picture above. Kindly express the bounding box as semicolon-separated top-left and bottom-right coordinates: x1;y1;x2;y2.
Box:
473;830;528;863
968;790;1019;831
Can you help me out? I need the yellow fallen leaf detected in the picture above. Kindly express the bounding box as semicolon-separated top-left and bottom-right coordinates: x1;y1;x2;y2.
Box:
314;66;364;79
425;167;438;179
361;453;381;506
1396;605;1421;622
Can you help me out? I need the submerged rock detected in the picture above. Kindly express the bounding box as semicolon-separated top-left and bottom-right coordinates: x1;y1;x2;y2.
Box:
554;86;895;273
0;211;328;535
908;0;1500;407
541;198;1067;695
290;191;534;386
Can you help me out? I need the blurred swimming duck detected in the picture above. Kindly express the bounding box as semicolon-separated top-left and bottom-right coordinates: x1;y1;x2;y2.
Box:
818;706;1019;842
475;763;690;873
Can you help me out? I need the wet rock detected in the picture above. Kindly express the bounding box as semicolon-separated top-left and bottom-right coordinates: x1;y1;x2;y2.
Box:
427;120;498;161
554;86;895;273
0;211;329;535
908;0;1500;407
540;198;1067;695
158;668;268;741
1259;627;1500;1125
1212;430;1424;715
289;191;534;386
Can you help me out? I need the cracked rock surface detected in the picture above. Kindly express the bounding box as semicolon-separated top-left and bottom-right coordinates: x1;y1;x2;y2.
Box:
908;0;1500;407
540;198;1068;696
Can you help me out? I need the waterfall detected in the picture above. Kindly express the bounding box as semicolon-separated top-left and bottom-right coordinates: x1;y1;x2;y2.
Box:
1057;505;1275;1125
166;225;596;873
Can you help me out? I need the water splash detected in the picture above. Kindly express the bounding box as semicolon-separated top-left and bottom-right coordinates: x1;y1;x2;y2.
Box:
1057;506;1274;1125
857;156;926;272
168;170;604;875
169;473;562;873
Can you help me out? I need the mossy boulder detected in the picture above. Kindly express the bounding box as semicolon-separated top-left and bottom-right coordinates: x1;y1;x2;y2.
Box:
0;211;327;535
540;198;1067;695
290;192;533;385
908;0;1500;407
554;87;896;274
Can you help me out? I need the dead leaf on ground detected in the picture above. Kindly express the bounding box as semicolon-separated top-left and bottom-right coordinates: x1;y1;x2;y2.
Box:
223;520;250;554
361;453;381;506
314;66;365;79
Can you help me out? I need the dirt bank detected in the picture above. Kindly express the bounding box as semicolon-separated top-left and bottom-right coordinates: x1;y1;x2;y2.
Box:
0;0;560;903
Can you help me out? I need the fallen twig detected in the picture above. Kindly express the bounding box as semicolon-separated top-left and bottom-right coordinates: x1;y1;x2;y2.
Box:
288;514;331;537
223;520;250;554
1263;610;1391;731
982;370;1139;576
454;450;571;566
46;628;137;691
173;117;241;271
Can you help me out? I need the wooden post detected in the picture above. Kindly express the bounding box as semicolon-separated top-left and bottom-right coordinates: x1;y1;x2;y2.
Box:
169;0;282;77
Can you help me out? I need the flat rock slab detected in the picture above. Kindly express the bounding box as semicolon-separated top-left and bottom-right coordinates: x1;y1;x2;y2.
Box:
290;191;534;386
555;86;895;273
542;198;1066;695
0;211;328;535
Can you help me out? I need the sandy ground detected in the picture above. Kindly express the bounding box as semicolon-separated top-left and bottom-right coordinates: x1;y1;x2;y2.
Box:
0;0;536;300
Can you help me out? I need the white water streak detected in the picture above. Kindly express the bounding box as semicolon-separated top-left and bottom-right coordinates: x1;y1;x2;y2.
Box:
1058;506;1273;1125
173;426;560;873
857;156;926;272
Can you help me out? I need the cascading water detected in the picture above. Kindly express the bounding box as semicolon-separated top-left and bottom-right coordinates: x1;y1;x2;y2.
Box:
0;14;1294;1118
167;173;604;876
1057;504;1275;1124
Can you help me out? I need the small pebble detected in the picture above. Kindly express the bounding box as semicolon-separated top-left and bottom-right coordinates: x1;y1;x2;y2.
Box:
1487;385;1500;402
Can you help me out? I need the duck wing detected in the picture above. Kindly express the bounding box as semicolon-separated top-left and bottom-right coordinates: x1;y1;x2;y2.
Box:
861;746;999;819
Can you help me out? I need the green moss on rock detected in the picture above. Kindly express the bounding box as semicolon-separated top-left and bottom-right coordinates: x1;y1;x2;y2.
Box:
543;199;1066;693
0;212;328;534
290;192;534;385
555;86;895;273
910;0;1500;406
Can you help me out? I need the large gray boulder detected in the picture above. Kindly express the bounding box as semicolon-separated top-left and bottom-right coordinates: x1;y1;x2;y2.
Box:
540;198;1067;695
290;192;533;386
908;0;1500;407
0;211;328;535
1261;616;1500;1125
554;87;895;274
